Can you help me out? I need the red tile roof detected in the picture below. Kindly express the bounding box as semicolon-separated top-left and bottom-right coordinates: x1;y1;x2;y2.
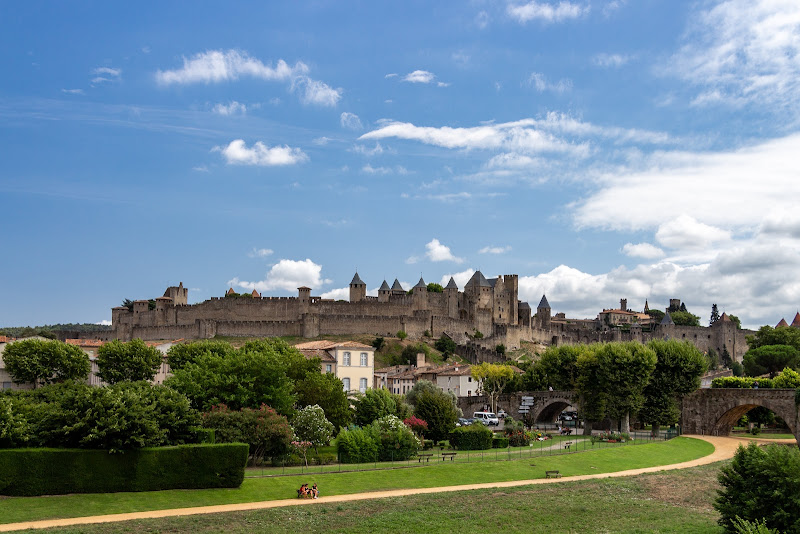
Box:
66;339;106;347
776;318;789;328
792;312;800;328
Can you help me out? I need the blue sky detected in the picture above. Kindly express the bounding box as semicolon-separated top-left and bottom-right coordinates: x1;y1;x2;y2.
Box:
2;0;800;330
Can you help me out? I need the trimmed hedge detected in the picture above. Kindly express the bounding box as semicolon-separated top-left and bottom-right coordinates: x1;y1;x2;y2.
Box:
450;424;493;450
712;376;774;389
0;443;248;496
492;436;510;448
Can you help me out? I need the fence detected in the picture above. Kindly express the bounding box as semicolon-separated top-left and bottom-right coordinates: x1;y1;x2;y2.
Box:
245;428;679;478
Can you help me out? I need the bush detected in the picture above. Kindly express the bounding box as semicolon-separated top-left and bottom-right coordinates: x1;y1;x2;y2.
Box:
397;330;407;340
712;377;775;389
507;430;531;447
492;436;509;448
715;443;800;533
450;424;493;450
0;444;248;496
202;404;291;463
336;426;378;463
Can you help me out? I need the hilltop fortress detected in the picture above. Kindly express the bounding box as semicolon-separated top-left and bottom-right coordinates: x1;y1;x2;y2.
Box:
109;271;755;361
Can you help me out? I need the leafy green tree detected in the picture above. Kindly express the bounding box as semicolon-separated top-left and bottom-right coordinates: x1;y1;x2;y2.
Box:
405;380;460;419
426;283;444;293
537;344;589;390
434;335;457;357
670;311;700;326
397;330;407;340
471;362;514;414
0;396;30;447
743;345;800;378
715;443;800;533
747;325;800;352
596;342;657;433
495;344;506;355
352;387;397;427
202;404;291;463
167;340;233;370
646;309;665;323
240;338;320;383
96;339;163;384
295;371;352;431
640;340;706;436
372;336;385;351
575;346;607;435
710;304;720;326
773;367;800;388
292;404;334;452
728;314;742;330
731;361;744;376
414;389;458;442
2;339;90;388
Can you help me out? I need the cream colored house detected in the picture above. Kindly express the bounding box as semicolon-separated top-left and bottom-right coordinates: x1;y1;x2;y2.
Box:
295;340;374;393
436;364;479;397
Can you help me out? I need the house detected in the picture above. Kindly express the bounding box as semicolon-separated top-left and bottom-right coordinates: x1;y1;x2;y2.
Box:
436;364;479;397
294;340;375;393
65;338;179;386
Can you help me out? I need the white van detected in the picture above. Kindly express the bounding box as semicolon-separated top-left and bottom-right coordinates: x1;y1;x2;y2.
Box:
473;411;500;426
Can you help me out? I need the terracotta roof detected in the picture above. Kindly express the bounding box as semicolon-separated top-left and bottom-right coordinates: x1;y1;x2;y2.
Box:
0;336;10;343
792;312;800;328
437;364;472;376
155;296;172;301
298;286;311;290
776;318;789;328
294;340;373;350
251;289;260;297
297;348;336;363
66;339;106;347
226;288;235;295
720;313;731;322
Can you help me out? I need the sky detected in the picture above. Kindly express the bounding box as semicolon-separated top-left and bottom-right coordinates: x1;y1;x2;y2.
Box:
2;0;800;330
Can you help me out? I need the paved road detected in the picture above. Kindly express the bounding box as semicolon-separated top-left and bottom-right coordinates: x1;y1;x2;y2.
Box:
0;435;792;533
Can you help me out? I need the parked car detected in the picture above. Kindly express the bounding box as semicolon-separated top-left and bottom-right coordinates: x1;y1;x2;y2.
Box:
457;417;474;427
473;411;500;426
497;409;507;419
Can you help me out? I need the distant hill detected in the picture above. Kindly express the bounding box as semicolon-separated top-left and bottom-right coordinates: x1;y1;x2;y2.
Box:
0;323;111;339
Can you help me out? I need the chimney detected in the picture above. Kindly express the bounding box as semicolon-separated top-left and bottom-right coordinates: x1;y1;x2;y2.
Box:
416;352;428;368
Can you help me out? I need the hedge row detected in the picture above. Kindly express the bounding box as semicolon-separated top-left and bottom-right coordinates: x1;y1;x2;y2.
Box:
0;443;248;496
450;424;493;450
712;377;775;389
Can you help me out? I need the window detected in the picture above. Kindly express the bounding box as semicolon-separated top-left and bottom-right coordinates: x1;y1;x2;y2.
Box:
343;352;351;366
325;364;332;373
360;352;368;366
359;378;367;393
342;378;350;391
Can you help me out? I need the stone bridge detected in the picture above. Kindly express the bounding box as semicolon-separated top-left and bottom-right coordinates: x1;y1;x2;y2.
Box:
681;388;800;446
457;390;578;423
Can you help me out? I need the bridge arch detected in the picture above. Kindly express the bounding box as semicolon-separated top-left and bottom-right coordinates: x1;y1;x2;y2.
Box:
534;396;574;423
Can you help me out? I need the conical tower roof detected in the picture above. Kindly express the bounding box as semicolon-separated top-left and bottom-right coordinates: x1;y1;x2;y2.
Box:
537;295;550;309
660;312;675;325
445;277;458;290
391;279;404;292
379;280;390;291
776;318;789;328
792;312;800;328
413;277;427;289
465;270;491;288
350;272;365;285
720;312;731;322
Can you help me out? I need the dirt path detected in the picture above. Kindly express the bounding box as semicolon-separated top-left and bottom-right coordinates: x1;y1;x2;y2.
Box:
0;435;792;532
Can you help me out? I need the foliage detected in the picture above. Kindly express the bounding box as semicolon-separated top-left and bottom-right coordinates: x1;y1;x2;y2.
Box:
710;304;720;326
773;367;800;388
96;339;163;384
492;435;510;448
0;444;248;496
712;376;774;389
537;344;587;390
403;415;428;436
728;315;742;330
336;416;419;463
426;283;444;293
715;443;800;533
731;361;744;376
397;330;408;340
336;425;379;463
747;326;800;352
371;336;385;351
670;311;700;326
471;362;514;413
2;339;90;387
743;345;800;378
449;424;493;450
398;343;429;366
597;342;657;430
292;404;334;450
201;404;291;462
0;323;111;338
353;387;399;427
290;440;313;467
0;397;29;447
495;344;506;355
646;309;665;323
5;381;199;450
731;518;778;534
167;340;233;370
472;329;484;339
639;340;706;433
575;346;607;427
294;372;352;430
414;389;459;442
434;334;457;357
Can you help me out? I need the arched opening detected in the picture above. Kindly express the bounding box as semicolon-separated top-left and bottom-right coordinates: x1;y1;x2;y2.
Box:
712;403;796;438
535;400;571;424
551;336;559;346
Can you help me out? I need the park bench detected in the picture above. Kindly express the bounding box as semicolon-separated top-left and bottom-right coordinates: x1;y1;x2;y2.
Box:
563;441;573;450
441;452;457;461
545;470;562;479
417;453;434;463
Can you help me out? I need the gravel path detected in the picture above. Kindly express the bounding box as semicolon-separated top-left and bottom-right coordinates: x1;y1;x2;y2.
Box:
0;435;792;533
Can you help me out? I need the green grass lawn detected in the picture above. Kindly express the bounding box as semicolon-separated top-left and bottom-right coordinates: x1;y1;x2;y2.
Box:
0;437;713;525
27;460;728;534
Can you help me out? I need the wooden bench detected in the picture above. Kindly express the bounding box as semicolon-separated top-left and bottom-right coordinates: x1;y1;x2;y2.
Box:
417;453;434;463
441;452;457;461
563;441;573;450
545;470;562;479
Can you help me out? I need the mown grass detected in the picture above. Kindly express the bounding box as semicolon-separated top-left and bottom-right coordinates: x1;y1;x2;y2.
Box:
30;460;727;534
0;437;712;525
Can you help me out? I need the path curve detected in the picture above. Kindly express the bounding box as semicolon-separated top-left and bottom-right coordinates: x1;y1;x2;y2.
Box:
0;435;792;532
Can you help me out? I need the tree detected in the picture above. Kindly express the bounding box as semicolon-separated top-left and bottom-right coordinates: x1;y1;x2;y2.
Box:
434;335;457;357
536;344;587;390
426;283;444;293
295;372;352;430
371;336;385;352
670;311;700;327
746;325;800;352
471;363;515;414
640;340;706;436
495;344;506;355
0;396;30;447
575;346;607;435
2;339;90;388
596;342;657;433
292;404;334;452
353;387;398;427
743;345;800;378
96;339;163;384
715;443;800;533
397;330;407;340
167;340;233;370
413;389;458;442
646;309;666;323
728;315;742;330
710;304;720;326
202;404;292;463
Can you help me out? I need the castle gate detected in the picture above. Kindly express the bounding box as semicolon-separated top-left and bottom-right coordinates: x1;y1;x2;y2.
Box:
681;388;800;446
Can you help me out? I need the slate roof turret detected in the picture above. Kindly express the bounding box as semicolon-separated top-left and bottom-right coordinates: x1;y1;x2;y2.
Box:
537;295;550;309
379;280;390;291
391;279;405;292
413;277;427;289
350;272;365;285
661;312;675;325
465;270;491;288
445;277;458;290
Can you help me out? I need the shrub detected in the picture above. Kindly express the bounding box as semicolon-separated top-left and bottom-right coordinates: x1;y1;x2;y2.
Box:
507;430;531;447
292;404;334;450
397;330;408;340
715;443;800;533
712;377;775;389
772;367;800;388
0;444;248;496
492;436;509;448
202;404;291;463
336;426;378;463
450;424;493;450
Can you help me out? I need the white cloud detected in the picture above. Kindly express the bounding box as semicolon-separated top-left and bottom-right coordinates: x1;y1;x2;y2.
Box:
192;165;209;172
248;248;273;258
214;140;308;166
439;269;476;288
508;1;589;24
229;258;331;292
475;10;490;29
213;101;247;116
592;53;631;68
527;72;572;93
340;112;363;130
353;143;386;156
156;50;305;85
405;256;419;265
667;0;800;112
621;243;665;259
61;89;84;95
385;73;398;79
479;245;512;254
320;287;350;300
426;239;464;263
294;77;342;107
655;215;731;251
94;67;121;77
403;70;436;83
313;137;331;145
362;163;407;175
95;319;112;326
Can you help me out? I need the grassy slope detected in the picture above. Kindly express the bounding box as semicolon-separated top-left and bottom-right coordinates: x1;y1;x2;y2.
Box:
0;437;712;525
31;461;726;534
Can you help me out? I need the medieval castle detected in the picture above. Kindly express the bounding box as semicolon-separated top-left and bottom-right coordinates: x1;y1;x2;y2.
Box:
108;270;755;362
